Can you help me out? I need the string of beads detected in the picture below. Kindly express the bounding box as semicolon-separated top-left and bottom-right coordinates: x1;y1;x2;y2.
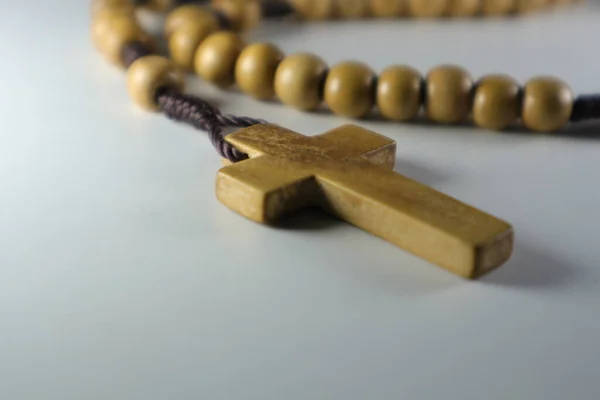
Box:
91;0;600;154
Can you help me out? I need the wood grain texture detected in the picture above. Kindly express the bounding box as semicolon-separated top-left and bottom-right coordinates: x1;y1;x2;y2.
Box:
216;124;513;279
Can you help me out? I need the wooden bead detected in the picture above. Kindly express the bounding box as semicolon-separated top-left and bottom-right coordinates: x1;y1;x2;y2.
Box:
164;5;219;38
408;0;449;17
194;31;245;88
92;14;154;67
473;75;520;130
235;43;284;100
211;0;261;32
169;20;219;70
426;65;474;123
369;0;405;17
127;55;185;111
481;0;516;14
334;0;370;18
522;76;573;132
290;0;336;20
449;0;481;16
274;53;328;111
91;10;136;50
91;0;133;17
377;65;423;121
139;0;174;12
324;61;375;118
516;0;547;12
91;12;125;50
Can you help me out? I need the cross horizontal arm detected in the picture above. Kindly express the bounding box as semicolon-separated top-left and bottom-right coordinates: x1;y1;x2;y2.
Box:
217;157;318;223
312;124;396;167
226;124;397;166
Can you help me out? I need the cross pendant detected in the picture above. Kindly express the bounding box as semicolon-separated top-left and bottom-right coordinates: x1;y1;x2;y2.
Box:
216;124;513;279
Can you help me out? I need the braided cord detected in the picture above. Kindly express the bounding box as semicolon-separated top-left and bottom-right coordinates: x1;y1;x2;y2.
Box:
123;41;265;162
156;90;265;162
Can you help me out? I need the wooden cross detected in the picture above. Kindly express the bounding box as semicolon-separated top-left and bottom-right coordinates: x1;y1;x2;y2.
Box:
216;124;513;279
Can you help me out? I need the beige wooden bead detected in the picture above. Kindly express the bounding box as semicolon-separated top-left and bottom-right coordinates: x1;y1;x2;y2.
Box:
377;65;423;121
449;0;481;16
139;0;174;12
473;74;520;130
169;20;219;70
481;0;516;14
127;55;185;111
274;53;328;111
522;76;573;132
235;43;284;100
212;0;261;31
516;0;547;12
91;14;154;67
408;0;449;17
426;65;474;123
92;5;135;22
164;5;219;37
194;31;245;88
91;0;133;17
334;0;370;18
324;61;375;119
92;12;119;49
91;11;132;49
290;0;336;20
369;0;405;17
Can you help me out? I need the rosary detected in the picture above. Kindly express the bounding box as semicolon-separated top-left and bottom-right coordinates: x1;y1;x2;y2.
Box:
91;0;599;279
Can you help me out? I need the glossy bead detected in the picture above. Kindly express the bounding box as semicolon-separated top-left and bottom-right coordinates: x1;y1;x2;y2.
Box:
473;75;520;130
522;76;573;132
377;65;423;121
481;0;516;14
516;0;547;12
91;11;129;49
92;14;154;67
194;31;245;88
290;0;336;20
334;0;370;18
426;65;474;123
139;0;174;12
127;55;185;111
235;43;284;100
164;5;219;37
274;53;328;111
91;0;133;16
169;21;219;70
324;61;375;118
212;0;261;32
449;0;480;16
369;0;405;17
408;0;449;17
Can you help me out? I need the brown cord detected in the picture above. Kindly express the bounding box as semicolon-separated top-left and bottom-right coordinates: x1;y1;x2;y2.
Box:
122;40;153;68
156;90;266;162
262;0;295;17
132;0;294;16
571;95;600;122
122;41;265;162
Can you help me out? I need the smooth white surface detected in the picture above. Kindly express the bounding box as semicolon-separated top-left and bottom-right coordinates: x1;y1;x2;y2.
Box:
1;2;600;399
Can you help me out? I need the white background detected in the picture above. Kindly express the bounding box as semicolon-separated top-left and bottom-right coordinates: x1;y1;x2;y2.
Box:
1;1;600;399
